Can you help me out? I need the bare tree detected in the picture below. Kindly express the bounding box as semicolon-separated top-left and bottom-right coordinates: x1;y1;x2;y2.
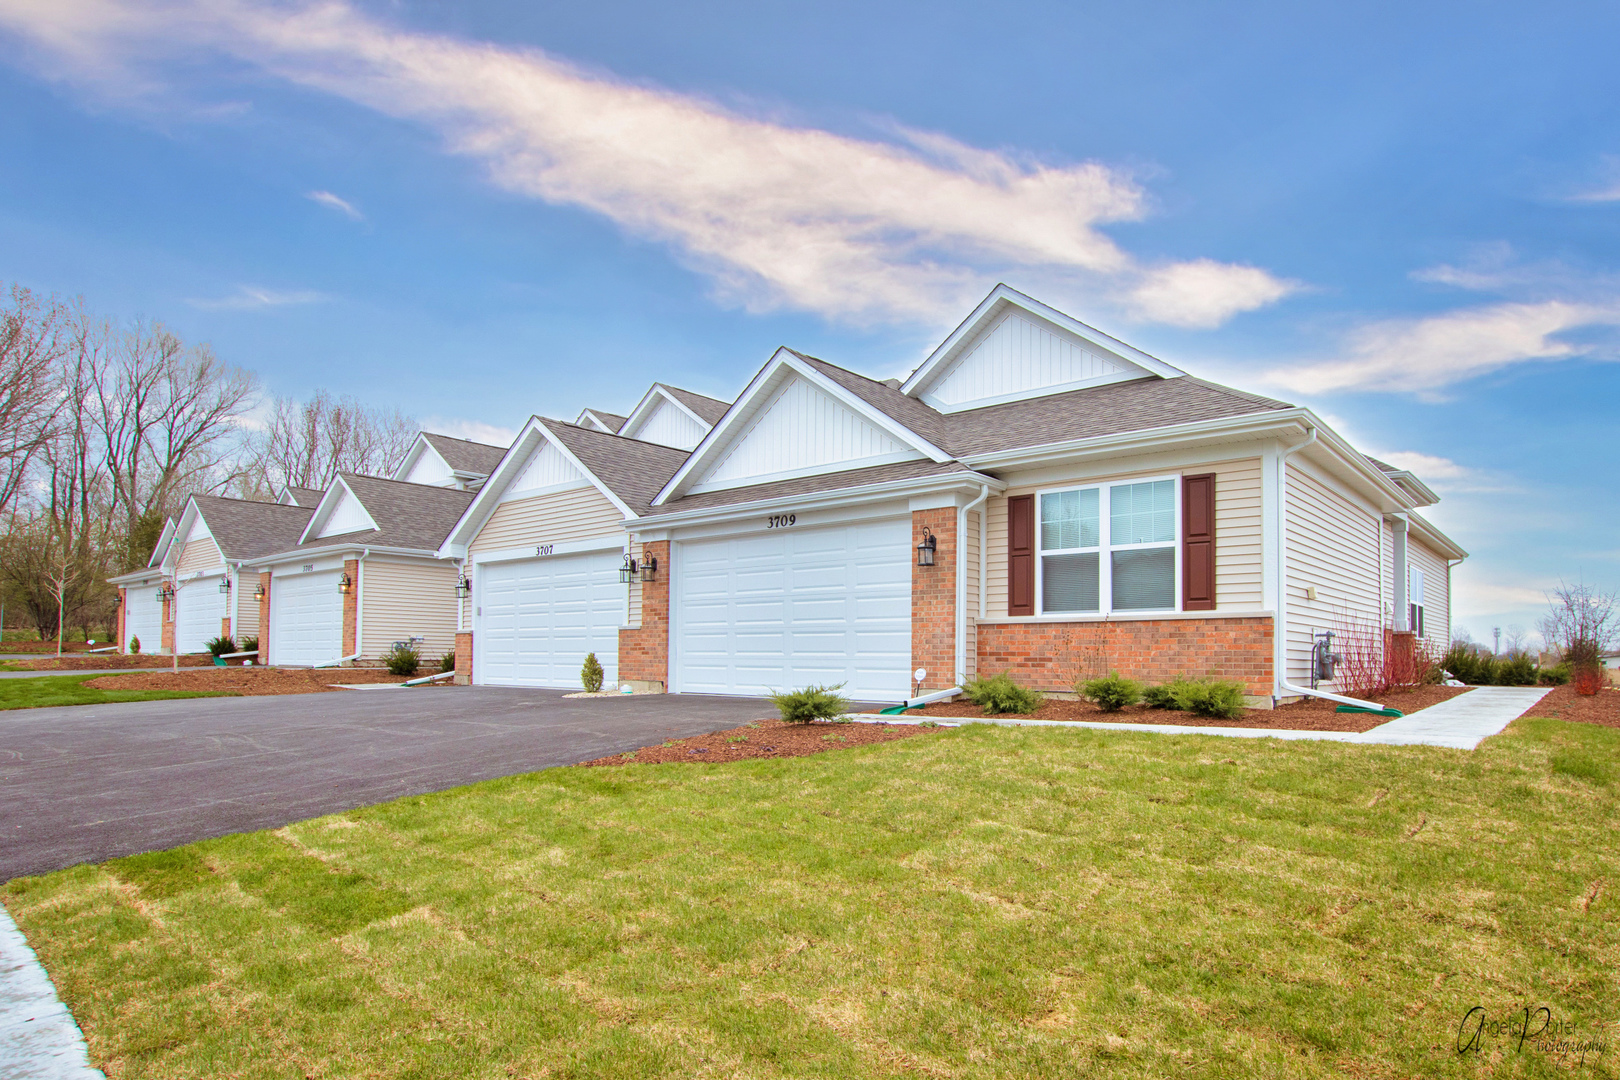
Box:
0;284;67;515
250;389;416;490
1540;580;1618;665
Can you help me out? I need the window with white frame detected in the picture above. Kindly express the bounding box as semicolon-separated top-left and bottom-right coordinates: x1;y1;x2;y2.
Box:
1038;477;1179;614
1408;564;1426;637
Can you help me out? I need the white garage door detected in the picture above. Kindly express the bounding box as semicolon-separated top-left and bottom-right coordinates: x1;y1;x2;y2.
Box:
476;551;626;688
270;570;344;666
674;519;911;702
124;585;163;653
174;577;228;654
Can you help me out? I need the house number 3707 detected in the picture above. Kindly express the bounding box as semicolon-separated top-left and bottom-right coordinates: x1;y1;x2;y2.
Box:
766;514;797;528
535;544;555;556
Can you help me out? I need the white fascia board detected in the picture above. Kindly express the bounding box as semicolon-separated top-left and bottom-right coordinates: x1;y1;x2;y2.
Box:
640;469;1004;531
900;283;1187;398
147;516;178;567
1384;470;1441;508
250;543;440;572
918;370;1147;414
619;384;711;442
653;349;951;506
1405;511;1468;561
391;435;428;482
298;475;378;545
161;498;203;571
576;409;619;434
108;569;166;586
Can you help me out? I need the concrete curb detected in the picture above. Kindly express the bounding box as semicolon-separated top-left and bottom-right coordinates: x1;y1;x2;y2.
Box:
0;904;104;1079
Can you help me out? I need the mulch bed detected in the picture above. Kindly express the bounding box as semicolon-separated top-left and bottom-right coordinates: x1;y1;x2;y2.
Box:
84;668;416;695
1516;683;1620;728
911;684;1475;733
7;654;218;671
581;716;945;767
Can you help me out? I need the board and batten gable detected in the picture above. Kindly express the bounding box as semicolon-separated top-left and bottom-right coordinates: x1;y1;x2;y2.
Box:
1283;458;1384;686
502;440;588;498
314;486;377;539
919;309;1138;411
982;457;1265;617
401;450;453;487
626;398;708;451
693;375;920;492
360;558;460;660
469;485;625;556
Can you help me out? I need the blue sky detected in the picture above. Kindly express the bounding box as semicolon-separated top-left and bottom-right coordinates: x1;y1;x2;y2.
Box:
1;0;1616;645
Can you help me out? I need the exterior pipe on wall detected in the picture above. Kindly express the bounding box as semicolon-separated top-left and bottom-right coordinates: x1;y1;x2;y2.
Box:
356;547;369;659
1275;427;1386;712
957;484;990;682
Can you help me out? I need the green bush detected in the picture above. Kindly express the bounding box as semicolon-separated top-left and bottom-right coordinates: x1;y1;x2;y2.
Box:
440;650;457;674
1144;677;1247;719
581;652;605;693
1538;662;1571;686
769;683;851;723
204;635;236;658
962;672;1044;715
1077;672;1143;712
1443;644;1544;686
1496;653;1538;687
383;643;420;677
238;636;258;654
128;635;141;654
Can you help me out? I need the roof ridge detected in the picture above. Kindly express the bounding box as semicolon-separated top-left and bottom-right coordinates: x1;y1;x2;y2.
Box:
421;430;506;449
541;415;696;454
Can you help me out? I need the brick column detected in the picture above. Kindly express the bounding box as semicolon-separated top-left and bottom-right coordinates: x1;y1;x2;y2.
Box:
257;572;271;665
454;630;473;686
618;540;669;692
161;592;175;654
341;558;359;660
911;509;957;693
116;587;127;652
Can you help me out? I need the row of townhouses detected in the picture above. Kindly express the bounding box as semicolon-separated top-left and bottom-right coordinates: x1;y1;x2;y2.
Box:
110;285;1464;706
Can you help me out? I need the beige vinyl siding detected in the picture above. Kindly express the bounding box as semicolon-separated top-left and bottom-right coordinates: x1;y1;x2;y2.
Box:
964;508;981;680
360;559;460;661
176;538;222;574
233;586;260;640
984;457;1263;616
626;539;644;628
469;486;623;555
1284;461;1383;686
1409;533;1450;653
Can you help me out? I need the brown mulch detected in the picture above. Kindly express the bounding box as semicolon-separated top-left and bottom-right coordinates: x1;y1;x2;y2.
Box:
1516;683;1620;728
1;641;106;653
581;716;945;766
7;653;219;671
83;667;416;695
911;684;1475;733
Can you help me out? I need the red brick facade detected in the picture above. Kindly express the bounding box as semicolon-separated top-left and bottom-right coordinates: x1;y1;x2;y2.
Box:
975;616;1275;696
257;572;272;664
340;558;359;659
116;587;127;652
911;509;957;693
619;540;669;690
161;592;174;654
454;630;473;686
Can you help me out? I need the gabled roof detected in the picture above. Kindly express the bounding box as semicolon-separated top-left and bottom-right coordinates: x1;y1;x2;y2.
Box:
617;383;732;449
576;409;627;434
1367;457;1440;508
421;432;507;476
188;496;315;561
147;516;178;567
277;485;325;507
640;459;988;518
658;385;731;426
277;474;475;556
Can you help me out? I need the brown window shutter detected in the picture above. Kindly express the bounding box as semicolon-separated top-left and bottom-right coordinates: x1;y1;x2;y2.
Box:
1008;494;1035;616
1182;473;1216;610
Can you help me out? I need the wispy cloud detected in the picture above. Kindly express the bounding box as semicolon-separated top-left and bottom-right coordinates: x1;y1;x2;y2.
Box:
1366;450;1519;495
1259;299;1620;397
306;189;361;219
0;0;1297;328
187;284;329;310
421;417;517;447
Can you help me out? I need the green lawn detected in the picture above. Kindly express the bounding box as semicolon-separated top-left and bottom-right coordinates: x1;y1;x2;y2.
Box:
4;718;1617;1078
0;672;230;710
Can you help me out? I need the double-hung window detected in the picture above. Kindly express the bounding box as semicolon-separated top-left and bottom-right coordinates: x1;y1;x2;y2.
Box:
1038;477;1178;614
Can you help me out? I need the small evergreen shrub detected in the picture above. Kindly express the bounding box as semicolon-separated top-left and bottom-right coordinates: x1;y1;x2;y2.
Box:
440;650;457;674
238;636;258;654
1142;682;1180;709
383;643;420;677
204;635;236;659
962;672;1044;715
1144;677;1247;719
581;652;605;693
1538;662;1571;686
769;683;850;723
128;635;141;654
1495;653;1538;687
1077;672;1143;712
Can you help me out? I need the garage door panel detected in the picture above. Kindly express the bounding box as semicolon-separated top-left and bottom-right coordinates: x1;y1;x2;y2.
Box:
270;571;344;666
674;520;910;702
476;552;623;688
124;586;164;653
176;581;228;654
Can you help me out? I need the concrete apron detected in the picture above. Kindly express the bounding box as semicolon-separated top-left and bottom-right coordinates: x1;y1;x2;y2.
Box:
0;904;104;1079
848;686;1555;751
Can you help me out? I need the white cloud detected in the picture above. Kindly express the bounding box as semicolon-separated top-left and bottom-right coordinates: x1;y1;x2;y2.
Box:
187;284;329;310
0;0;1296;328
1259;300;1620;396
421;417;517;448
306;189;361;219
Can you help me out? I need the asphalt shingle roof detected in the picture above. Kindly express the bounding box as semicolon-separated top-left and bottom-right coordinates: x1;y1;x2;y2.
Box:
582;410;627;433
421;432;508;477
276;474;476;554
658;385;731;426
539;418;690;517
190;496;315;561
281;486;324;507
640;458;979;517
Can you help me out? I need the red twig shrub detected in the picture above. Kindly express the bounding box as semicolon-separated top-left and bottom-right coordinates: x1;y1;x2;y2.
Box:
1572;664;1604;696
1331;609;1389;698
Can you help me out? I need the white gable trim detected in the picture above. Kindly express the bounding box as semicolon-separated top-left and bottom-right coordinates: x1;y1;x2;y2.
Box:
162;499;203;570
391;434;450;484
901;284;1185;410
438;417;636;556
299;476;380;544
576;409;621;434
148;517;177;567
618;384;712;445
653;349;950;506
499;438;591;502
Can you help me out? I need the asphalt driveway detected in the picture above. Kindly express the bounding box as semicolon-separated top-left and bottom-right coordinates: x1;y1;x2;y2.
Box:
0;686;780;882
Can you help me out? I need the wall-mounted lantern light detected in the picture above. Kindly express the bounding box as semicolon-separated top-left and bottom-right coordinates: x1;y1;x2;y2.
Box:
156;583;172;603
218;577;231;595
337;572;352;595
619;554;639;584
916;527;937;567
252;581;266;602
638;555;659;583
455;575;471;599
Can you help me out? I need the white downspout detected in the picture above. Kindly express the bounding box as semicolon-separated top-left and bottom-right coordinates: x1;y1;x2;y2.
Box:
1275;428;1386;711
455;557;466;633
356;547;369;660
956;484;990;683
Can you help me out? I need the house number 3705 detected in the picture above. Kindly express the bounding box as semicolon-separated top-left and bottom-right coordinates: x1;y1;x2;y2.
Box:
766;514;797;528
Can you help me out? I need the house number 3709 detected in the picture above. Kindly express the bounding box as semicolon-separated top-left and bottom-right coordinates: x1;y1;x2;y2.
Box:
766;514;797;528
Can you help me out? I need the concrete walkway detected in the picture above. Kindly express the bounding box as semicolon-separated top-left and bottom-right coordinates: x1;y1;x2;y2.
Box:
0;904;103;1079
853;686;1555;750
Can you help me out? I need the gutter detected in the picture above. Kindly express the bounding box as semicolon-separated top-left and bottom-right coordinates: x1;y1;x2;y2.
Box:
1274;427;1386;712
957;484;990;682
636;471;1005;531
